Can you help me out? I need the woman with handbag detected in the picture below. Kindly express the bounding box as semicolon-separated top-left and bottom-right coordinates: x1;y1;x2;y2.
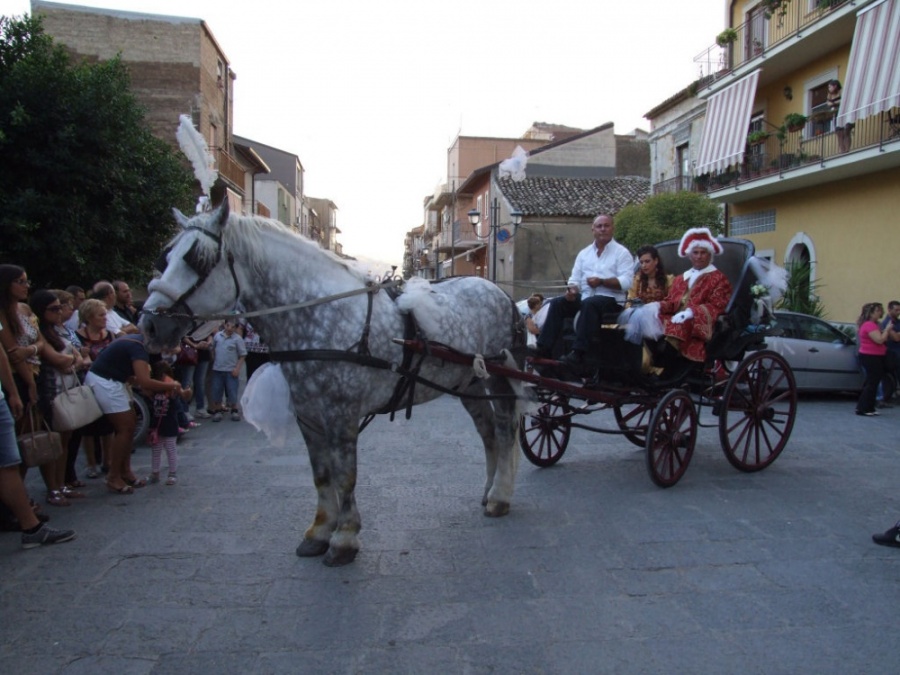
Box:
0;320;76;548
31;290;86;506
0;265;42;415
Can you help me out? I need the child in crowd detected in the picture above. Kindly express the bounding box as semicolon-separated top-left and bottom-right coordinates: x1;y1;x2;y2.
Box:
209;319;246;422
147;361;190;486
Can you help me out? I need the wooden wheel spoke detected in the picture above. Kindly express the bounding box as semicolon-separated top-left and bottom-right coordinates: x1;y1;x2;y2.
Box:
646;390;696;488
719;350;797;472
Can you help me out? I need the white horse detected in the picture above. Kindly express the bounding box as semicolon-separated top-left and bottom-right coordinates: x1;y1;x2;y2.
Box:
140;202;525;566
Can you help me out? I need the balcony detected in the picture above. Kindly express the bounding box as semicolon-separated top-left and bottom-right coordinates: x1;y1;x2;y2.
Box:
694;0;859;90
695;108;900;202
215;147;246;190
652;175;695;195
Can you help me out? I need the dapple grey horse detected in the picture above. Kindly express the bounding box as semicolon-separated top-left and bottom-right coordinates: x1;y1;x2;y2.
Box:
140;202;525;565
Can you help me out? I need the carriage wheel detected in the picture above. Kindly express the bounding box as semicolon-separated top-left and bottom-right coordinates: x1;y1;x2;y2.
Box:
645;389;697;488
718;350;797;472
613;401;654;447
519;396;572;467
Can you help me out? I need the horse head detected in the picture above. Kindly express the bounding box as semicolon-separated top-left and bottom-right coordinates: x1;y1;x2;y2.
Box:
140;200;239;351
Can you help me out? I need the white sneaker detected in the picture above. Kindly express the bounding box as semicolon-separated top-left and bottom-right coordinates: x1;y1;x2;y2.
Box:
194;410;211;419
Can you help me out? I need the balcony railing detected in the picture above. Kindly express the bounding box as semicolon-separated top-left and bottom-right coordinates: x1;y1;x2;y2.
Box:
694;107;900;193
652;175;694;195
215;147;246;189
694;0;851;82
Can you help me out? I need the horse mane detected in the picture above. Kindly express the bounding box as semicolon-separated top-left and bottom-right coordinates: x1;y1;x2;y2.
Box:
172;210;367;283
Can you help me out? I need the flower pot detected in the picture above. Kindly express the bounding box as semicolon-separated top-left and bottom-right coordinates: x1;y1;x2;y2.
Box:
787;122;805;133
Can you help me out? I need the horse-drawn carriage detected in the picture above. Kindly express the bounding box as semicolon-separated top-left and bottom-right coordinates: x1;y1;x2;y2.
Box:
142;202;796;564
515;236;798;487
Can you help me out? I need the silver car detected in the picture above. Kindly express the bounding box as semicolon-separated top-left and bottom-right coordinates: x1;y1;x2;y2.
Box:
763;311;864;392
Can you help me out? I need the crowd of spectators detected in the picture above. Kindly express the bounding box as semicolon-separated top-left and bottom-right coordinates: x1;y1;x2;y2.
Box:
0;263;266;549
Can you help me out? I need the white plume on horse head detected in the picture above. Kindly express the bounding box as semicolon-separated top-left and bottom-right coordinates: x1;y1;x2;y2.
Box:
176;114;217;198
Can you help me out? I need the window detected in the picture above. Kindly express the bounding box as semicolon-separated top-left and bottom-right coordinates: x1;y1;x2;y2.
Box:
796;316;845;344
746;5;767;59
731;209;776;235
809;81;834;135
746;112;766;171
676;144;690;177
208;123;218;153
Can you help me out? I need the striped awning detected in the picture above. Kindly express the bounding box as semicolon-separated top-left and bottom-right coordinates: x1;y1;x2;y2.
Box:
695;70;761;176
837;0;900;127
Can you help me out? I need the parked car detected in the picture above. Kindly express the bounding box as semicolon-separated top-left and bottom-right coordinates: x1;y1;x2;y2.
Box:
762;311;865;392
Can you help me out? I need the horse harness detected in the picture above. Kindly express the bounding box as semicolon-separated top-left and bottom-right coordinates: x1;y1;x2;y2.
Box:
149;226;521;429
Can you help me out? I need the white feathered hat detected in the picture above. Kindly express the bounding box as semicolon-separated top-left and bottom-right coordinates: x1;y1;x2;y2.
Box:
678;227;724;257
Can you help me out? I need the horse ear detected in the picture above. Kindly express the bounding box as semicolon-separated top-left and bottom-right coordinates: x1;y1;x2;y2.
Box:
172;208;190;228
211;199;230;230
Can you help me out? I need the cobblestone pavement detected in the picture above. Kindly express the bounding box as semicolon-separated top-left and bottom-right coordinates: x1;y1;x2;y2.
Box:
1;391;898;674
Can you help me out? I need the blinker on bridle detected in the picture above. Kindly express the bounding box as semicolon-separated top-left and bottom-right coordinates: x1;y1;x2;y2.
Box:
150;225;240;320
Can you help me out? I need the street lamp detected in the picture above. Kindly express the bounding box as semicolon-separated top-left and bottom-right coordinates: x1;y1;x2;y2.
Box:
467;198;523;282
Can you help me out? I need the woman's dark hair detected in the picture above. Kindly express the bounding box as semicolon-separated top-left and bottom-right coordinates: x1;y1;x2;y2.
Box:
30;289;65;352
827;79;842;90
635;245;667;295
0;264;27;338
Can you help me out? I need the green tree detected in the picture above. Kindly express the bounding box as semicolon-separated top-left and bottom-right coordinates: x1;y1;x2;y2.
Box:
0;14;194;288
614;191;723;253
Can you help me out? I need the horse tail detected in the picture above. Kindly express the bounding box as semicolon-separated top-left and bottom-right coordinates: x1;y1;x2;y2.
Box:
499;349;536;464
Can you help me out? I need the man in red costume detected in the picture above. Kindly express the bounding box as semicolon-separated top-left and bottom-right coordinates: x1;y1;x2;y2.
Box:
657;227;732;363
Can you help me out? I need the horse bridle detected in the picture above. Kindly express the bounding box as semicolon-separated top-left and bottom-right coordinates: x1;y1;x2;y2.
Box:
146;225;240;320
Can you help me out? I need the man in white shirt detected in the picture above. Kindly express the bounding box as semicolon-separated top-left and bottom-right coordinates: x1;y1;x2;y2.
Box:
533;214;633;367
92;281;139;337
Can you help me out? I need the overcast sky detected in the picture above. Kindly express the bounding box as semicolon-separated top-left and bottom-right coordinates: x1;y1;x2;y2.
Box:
4;0;726;269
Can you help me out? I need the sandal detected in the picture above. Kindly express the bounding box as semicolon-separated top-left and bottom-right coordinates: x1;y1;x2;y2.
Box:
61;486;86;499
166;474;177;486
46;490;71;507
124;477;147;489
67;479;87;488
106;483;134;495
85;467;100;479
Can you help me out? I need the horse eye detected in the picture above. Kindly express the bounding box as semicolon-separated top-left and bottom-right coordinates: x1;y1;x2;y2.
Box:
153;247;171;274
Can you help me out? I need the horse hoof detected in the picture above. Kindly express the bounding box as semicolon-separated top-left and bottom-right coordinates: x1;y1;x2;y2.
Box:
323;546;359;567
296;538;329;557
483;501;510;518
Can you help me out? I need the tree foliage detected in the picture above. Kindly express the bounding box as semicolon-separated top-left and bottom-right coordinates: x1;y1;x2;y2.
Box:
614;191;723;253
0;14;195;288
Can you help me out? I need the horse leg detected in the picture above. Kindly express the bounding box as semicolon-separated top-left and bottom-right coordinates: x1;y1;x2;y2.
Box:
295;420;336;558
460;377;518;517
293;415;362;566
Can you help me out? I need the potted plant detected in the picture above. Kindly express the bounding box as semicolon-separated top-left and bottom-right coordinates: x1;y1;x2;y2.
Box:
784;112;808;132
762;0;791;20
747;130;770;146
716;28;738;47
